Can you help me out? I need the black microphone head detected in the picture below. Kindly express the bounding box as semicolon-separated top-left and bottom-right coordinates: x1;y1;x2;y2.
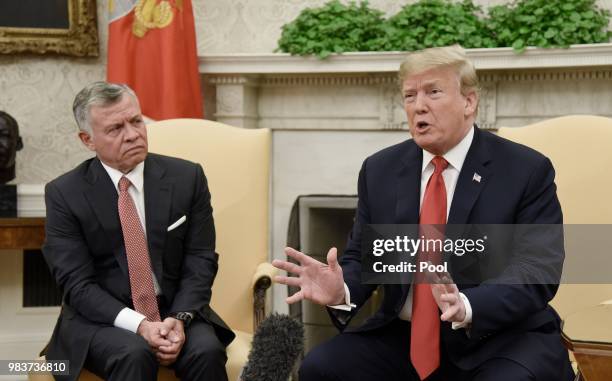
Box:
241;313;304;381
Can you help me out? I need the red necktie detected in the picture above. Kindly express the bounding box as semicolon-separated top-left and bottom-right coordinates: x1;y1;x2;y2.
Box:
118;176;161;322
410;156;448;380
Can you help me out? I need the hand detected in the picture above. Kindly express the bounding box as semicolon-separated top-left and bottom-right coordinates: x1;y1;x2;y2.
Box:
272;247;345;306
431;281;466;323
136;320;173;350
156;317;185;366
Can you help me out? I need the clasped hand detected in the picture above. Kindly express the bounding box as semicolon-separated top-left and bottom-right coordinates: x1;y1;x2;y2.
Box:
137;317;185;366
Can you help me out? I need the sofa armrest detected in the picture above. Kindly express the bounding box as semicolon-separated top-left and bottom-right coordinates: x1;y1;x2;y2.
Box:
252;262;277;331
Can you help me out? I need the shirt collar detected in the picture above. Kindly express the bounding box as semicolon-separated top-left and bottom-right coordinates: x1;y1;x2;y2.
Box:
100;160;145;193
421;126;474;174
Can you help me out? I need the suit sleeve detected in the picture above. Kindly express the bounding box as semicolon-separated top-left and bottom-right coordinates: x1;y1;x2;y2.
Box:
462;156;564;340
43;182;126;325
169;164;219;315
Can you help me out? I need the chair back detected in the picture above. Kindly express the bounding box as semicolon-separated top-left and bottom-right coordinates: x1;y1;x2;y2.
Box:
497;115;612;317
147;119;270;333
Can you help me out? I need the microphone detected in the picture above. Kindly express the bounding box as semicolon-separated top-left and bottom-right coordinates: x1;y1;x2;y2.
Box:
241;313;304;381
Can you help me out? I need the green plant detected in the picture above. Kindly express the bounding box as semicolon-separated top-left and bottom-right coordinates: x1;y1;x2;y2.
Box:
276;0;612;57
382;0;496;51
276;0;387;58
488;0;612;52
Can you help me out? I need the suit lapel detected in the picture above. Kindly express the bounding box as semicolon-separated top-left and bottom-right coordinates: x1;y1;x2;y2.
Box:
394;142;422;296
447;127;492;275
448;127;492;225
395;142;422;224
143;155;173;283
83;158;129;276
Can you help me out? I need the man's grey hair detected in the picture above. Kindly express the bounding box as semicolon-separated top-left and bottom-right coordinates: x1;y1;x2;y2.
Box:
73;81;138;134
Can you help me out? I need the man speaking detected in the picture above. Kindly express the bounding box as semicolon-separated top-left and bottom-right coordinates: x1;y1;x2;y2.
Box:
273;46;573;381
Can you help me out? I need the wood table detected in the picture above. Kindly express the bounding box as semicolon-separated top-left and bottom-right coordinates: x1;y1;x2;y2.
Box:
562;303;612;381
0;217;45;250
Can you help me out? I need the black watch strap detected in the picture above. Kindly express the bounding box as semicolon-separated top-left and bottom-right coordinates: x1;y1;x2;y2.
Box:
173;311;194;327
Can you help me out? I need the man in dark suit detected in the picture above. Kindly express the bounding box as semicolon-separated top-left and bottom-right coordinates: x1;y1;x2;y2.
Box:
42;81;234;381
273;45;574;380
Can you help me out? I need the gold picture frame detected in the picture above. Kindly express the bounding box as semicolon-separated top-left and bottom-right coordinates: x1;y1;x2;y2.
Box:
0;0;99;57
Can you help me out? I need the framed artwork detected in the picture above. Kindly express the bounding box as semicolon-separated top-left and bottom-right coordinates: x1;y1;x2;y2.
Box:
0;0;99;57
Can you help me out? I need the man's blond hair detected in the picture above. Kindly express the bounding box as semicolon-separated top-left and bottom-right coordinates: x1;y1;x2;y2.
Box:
398;45;479;98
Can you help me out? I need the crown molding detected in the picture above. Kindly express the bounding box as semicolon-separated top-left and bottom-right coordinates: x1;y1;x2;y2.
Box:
199;43;612;75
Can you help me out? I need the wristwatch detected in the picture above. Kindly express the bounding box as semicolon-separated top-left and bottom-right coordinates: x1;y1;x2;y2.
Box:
172;311;194;327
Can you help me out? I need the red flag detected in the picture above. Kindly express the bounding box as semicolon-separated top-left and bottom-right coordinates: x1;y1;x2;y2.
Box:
107;0;203;120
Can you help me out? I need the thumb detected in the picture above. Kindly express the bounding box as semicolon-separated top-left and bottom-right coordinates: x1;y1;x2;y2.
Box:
326;247;339;270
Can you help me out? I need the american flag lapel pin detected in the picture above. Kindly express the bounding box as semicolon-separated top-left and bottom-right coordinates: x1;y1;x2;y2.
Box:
472;172;482;183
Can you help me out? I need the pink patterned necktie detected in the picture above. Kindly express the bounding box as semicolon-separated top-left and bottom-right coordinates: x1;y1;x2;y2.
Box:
118;176;160;322
410;156;448;380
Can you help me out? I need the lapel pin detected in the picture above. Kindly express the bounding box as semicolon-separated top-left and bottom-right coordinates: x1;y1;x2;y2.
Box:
472;172;482;183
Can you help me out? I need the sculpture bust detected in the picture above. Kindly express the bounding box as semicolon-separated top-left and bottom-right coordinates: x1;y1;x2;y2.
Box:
0;111;23;184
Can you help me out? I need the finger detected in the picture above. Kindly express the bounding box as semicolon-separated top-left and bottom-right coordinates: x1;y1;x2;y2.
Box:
274;275;300;287
440;305;458;321
157;350;179;361
442;282;459;294
424;266;441;284
162;318;178;328
150;329;171;341
439;293;458;305
167;331;180;343
150;337;172;348
430;283;446;298
157;354;175;366
271;259;302;275
326;247;339;270
158;343;181;355
286;290;304;304
158;341;181;353
285;247;315;265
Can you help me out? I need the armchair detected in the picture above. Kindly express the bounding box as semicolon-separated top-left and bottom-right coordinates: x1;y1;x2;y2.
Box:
146;118;275;380
497;115;612;380
30;119;274;381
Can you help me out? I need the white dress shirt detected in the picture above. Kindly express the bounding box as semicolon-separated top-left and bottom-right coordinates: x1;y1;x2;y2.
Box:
100;160;161;333
331;127;475;330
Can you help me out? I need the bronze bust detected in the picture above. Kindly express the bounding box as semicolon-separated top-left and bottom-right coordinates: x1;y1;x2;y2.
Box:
0;111;23;184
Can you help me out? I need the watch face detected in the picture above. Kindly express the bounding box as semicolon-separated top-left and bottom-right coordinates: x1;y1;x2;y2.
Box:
176;312;193;323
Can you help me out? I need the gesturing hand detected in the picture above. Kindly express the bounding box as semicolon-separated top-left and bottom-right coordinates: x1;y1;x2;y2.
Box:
272;247;345;306
431;281;466;323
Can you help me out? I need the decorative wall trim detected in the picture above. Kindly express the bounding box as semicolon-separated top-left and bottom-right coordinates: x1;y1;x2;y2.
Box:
17;184;45;217
201;45;612;132
259;75;396;87
208;76;260;86
208;70;612;88
479;69;612;82
199;43;612;74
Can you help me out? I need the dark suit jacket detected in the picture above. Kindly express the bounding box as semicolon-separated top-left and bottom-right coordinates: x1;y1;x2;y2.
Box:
333;127;570;379
42;153;235;381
